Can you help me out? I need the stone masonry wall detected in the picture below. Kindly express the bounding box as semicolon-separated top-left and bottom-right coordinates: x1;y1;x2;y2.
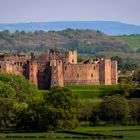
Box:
51;60;64;87
28;60;38;86
99;59;112;85
63;63;99;85
0;50;118;89
111;61;118;84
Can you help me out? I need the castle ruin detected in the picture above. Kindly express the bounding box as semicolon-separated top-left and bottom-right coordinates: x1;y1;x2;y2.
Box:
0;49;117;89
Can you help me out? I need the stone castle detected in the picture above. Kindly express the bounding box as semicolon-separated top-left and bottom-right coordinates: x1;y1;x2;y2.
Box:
0;49;117;89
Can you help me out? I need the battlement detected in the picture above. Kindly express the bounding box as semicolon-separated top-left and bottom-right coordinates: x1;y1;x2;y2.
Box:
65;50;77;64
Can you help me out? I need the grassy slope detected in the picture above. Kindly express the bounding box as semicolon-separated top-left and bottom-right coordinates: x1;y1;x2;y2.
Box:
115;35;140;50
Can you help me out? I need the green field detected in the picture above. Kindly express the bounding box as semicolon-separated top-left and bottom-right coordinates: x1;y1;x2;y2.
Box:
67;85;121;99
39;85;120;100
0;126;140;140
75;126;140;140
75;125;140;132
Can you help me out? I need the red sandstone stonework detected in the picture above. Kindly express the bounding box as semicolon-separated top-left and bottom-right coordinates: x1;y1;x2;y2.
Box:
0;49;117;89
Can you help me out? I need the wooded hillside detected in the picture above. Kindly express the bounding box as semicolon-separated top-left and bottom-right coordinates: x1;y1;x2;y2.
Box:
0;29;140;64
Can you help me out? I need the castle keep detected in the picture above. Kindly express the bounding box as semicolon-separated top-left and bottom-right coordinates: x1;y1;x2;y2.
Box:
0;49;117;89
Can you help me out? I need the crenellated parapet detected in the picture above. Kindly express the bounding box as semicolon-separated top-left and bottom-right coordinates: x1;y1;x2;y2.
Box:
64;50;77;64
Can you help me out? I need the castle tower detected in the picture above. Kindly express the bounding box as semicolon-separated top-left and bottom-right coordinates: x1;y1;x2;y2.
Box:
99;58;111;85
28;60;38;86
111;61;118;84
65;50;77;64
51;60;64;87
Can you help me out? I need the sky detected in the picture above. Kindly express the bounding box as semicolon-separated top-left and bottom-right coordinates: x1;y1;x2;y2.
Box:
0;0;140;25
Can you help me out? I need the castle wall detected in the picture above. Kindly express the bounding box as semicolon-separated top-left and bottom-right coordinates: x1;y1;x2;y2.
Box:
0;54;30;76
51;60;64;87
0;61;6;72
111;61;118;84
63;63;99;85
0;50;118;89
37;62;52;90
0;61;24;75
28;60;38;85
99;59;111;85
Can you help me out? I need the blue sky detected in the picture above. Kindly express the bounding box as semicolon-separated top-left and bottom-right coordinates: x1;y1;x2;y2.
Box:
0;0;140;25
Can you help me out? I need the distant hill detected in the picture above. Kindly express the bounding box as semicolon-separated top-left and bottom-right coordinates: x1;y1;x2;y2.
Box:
115;34;140;51
0;21;140;35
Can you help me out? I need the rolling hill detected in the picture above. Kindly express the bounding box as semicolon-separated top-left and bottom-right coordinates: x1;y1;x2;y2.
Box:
0;21;140;35
0;29;132;55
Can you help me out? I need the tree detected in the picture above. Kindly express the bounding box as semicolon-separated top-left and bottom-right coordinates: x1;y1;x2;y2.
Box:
15;93;44;131
79;100;96;126
133;69;140;85
99;96;129;125
0;82;16;128
124;62;138;72
0;73;38;129
129;99;140;125
89;104;100;126
41;87;80;131
111;56;124;71
0;73;38;101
